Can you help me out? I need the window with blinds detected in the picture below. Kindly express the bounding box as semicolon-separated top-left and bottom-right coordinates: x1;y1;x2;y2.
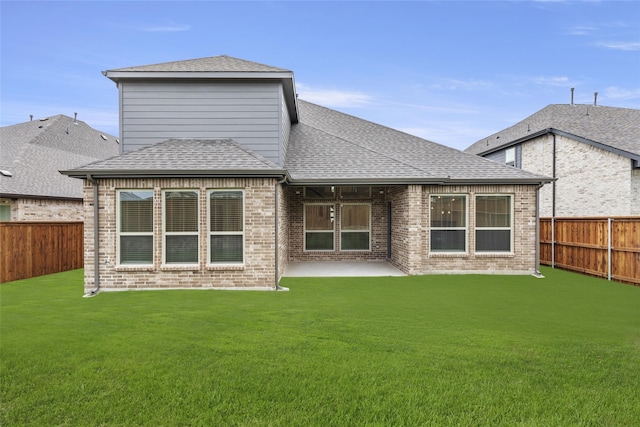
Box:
209;190;244;263
340;204;370;250
304;204;334;250
430;195;467;252
118;190;154;264
164;190;199;264
475;195;512;252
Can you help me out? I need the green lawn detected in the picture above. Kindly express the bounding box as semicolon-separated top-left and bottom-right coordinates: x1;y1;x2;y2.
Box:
1;268;639;426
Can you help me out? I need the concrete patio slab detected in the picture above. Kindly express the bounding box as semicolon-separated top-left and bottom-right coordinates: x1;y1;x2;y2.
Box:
283;261;406;277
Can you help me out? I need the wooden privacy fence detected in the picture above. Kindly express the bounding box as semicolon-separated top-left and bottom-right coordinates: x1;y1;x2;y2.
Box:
0;222;83;283
540;217;640;285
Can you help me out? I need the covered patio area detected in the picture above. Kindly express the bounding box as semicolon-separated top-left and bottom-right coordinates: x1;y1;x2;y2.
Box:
283;261;405;277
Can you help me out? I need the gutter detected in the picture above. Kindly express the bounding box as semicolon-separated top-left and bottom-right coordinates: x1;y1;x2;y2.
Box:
84;174;100;297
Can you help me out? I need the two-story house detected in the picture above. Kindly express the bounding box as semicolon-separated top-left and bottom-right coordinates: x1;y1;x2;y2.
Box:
62;56;551;294
465;103;640;217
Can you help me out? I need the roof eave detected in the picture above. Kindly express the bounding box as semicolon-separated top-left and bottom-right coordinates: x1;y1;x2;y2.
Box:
60;169;288;179
475;128;640;164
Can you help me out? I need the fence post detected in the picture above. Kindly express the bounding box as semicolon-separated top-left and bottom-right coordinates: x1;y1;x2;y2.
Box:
608;217;612;281
551;217;555;269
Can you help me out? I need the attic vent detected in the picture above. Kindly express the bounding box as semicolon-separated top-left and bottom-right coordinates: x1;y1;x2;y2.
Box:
115;139;120;144
100;134;107;140
0;170;13;177
39;117;49;122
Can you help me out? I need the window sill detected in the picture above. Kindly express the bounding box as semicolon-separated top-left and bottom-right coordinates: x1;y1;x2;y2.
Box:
207;264;245;271
115;265;155;272
474;252;514;258
429;252;469;258
161;264;200;271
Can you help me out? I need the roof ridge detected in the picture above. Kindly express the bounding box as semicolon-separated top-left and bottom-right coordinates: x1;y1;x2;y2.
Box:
218;138;281;169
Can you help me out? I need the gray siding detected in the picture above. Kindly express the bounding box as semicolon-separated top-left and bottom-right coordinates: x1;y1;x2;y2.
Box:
120;80;285;165
279;86;291;165
485;145;522;168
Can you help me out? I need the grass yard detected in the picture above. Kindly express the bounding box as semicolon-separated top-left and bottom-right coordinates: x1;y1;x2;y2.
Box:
1;268;639;426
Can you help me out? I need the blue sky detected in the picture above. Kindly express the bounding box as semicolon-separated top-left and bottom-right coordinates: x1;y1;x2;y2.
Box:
1;0;639;150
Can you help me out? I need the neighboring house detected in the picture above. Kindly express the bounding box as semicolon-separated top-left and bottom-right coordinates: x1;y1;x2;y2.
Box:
61;55;551;293
465;104;640;217
0;114;120;221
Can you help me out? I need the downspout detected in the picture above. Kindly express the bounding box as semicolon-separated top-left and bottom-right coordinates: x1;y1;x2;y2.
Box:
533;183;544;278
85;174;100;296
274;176;288;291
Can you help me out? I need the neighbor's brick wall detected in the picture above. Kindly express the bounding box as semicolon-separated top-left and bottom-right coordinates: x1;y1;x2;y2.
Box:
631;168;640;216
9;198;83;221
82;177;278;293
522;134;634;217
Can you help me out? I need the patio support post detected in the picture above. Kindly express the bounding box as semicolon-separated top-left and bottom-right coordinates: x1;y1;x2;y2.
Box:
86;174;100;296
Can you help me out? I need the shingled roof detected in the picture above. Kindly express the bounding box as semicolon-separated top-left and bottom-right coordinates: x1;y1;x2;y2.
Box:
465;104;640;163
106;55;291;73
63;100;550;185
62;139;285;178
286;100;550;184
1;115;119;199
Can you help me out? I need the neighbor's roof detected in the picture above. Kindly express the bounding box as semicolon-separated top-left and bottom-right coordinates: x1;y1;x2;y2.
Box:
285;100;551;185
0;115;119;199
465;104;640;161
61;139;286;178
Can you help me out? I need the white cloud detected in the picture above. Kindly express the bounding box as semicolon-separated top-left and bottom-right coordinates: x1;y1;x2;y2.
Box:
532;76;574;87
603;86;640;101
566;25;597;36
296;83;374;108
595;41;640;51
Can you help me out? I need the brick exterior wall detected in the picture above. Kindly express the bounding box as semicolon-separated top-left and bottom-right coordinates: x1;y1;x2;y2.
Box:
522;134;635;217
83;180;540;292
83;177;279;293
419;185;538;275
5;198;83;221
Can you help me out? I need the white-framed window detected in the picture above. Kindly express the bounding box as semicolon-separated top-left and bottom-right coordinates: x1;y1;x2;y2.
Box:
340;203;371;251
304;186;335;199
505;147;516;167
208;190;244;264
163;190;199;265
340;186;371;199
117;190;154;265
475;195;513;253
430;195;467;253
304;204;335;251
